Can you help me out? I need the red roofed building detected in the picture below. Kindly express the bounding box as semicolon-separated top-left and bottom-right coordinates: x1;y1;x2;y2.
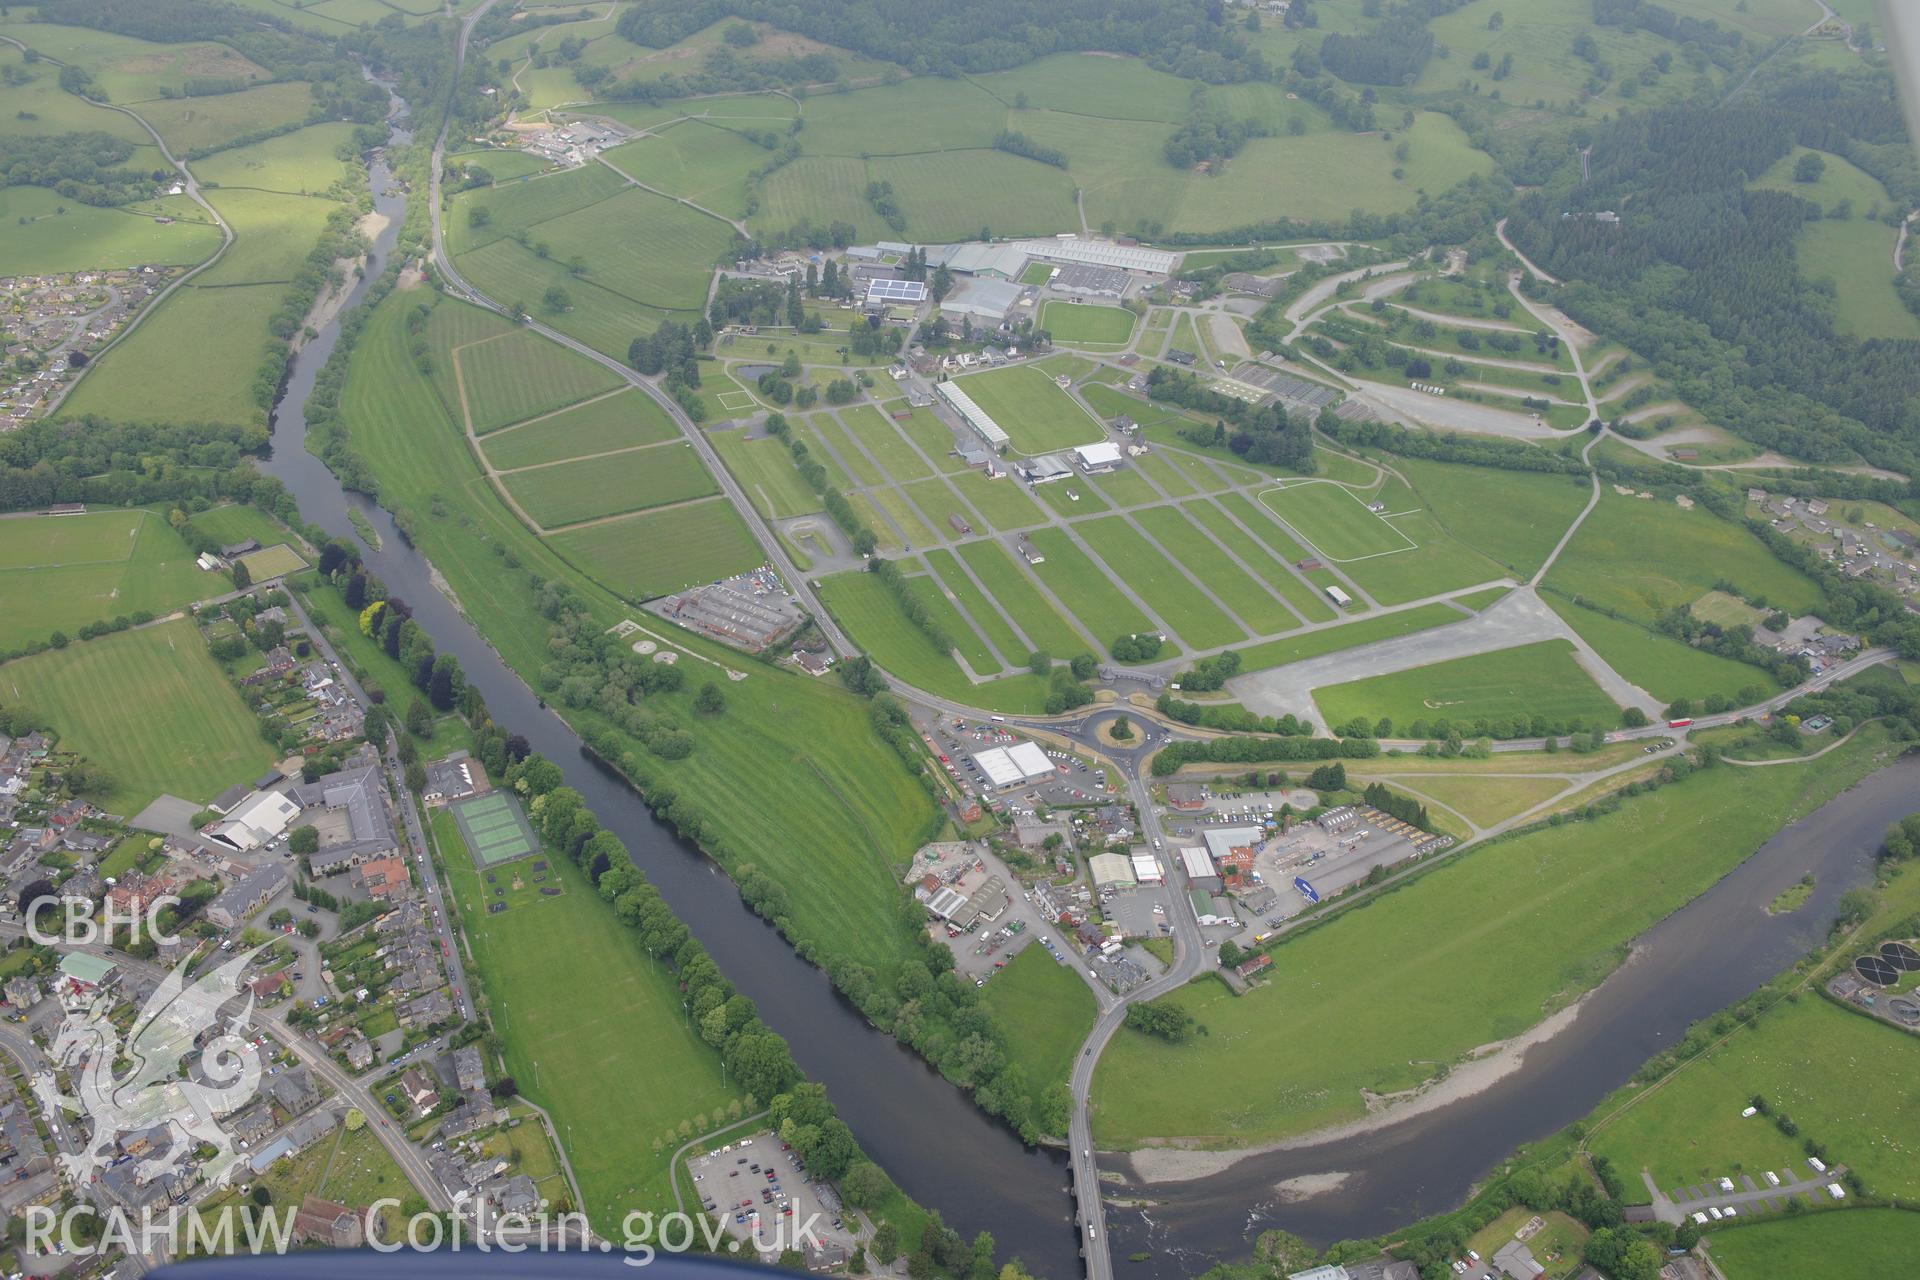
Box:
351;856;412;900
1215;847;1256;885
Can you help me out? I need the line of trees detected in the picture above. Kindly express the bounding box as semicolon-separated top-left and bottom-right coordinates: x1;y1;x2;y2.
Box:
763;412;878;556
866;557;952;653
1150;733;1380;776
1156;693;1312;737
992;132;1067;169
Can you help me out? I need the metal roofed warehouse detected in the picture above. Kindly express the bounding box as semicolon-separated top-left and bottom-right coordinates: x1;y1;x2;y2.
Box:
1006;740;1053;780
1013;237;1179;275
972;747;1025;789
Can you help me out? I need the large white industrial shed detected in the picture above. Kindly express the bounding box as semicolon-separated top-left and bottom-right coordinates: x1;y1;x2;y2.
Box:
937;380;1008;447
972;742;1056;786
1006;740;1053;779
1013;237;1179;275
1179;846;1217;881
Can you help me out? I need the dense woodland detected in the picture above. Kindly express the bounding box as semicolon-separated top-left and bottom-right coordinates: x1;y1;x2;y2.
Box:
1506;72;1920;475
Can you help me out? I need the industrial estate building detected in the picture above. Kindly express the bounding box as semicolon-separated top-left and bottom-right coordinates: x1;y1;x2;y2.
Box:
970;741;1056;789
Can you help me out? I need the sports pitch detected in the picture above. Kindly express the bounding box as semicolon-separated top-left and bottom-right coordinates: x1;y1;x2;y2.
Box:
238;543;308;581
451;792;538;868
1259;481;1417;561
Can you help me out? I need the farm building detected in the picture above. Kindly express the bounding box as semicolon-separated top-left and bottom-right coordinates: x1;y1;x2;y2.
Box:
932;243;1032;280
1017;454;1074;485
940;278;1025;325
1089;852;1137;890
1050;263;1131;297
1073;442;1122;472
1013;237;1178;276
936;380;1009;448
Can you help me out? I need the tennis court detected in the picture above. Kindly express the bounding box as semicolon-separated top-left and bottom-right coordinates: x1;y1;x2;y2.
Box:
239;543;309;581
451;792;538;868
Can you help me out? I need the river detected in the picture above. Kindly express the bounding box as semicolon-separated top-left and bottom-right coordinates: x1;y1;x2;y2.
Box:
1104;752;1920;1278
257;103;1082;1279
257;104;1915;1280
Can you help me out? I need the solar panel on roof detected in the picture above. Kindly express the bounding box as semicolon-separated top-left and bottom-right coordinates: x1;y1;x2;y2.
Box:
866;278;927;302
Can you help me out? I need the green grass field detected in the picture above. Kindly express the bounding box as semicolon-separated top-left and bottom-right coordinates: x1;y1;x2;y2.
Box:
1185;500;1333;623
1590;995;1920;1202
1075;517;1246;650
817;571;1050;714
952;366;1105;455
1545;597;1777;706
63;125;361;427
457;329;623;434
1546;493;1826;624
501;443;717;528
1022;528;1154;645
709;428;823;520
0;20;268;102
979;946;1097;1132
1092;736;1890;1147
599;120;768;220
1261;482;1417;561
1753;147;1897;213
1798;217;1920;342
925;550;1029;667
840;405;932;482
1333;509;1508;607
1132;507;1297;636
0;187;223;275
1040;301;1136;346
1706;1210;1920;1280
954;540;1094;659
480;391;677;470
1313;640;1622;732
949;471;1044;532
440;812;737;1221
869;149;1081;243
0;617;273;813
141;81;317;155
1369;772;1570;828
0;510;228;653
549;500;761;597
1396;458;1594;579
